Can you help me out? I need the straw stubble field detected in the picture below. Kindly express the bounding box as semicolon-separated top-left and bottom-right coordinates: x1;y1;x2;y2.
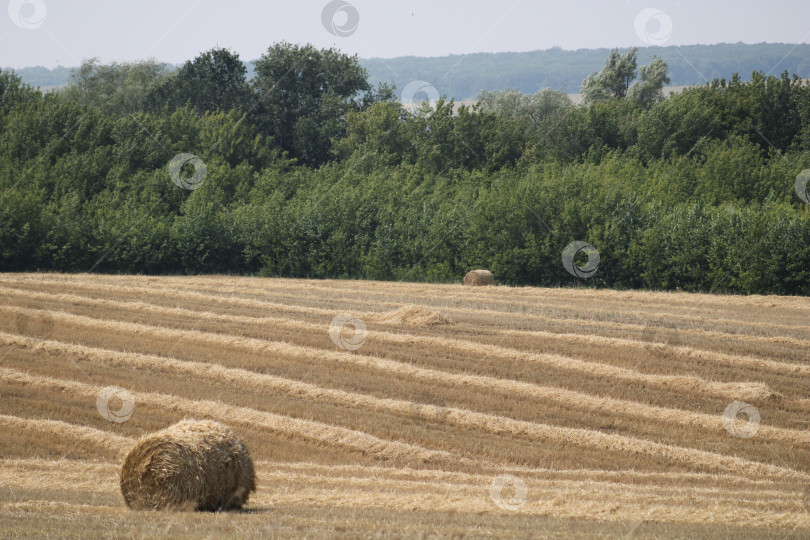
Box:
0;273;808;538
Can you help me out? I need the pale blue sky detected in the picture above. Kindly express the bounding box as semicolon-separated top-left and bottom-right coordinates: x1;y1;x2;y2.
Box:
1;0;809;69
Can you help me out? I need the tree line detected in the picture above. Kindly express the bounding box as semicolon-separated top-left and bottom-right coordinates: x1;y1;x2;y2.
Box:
1;43;809;294
13;42;810;97
362;42;810;97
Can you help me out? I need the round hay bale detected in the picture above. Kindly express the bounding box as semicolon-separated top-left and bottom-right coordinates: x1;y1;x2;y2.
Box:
463;269;494;286
120;419;256;511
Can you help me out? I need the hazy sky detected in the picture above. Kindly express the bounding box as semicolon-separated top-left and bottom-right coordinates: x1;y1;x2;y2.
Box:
1;0;809;69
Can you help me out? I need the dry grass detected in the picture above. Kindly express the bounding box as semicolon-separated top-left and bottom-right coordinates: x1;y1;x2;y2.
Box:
3;331;807;450
1;273;809;538
0;300;775;403
0;414;132;458
373;305;452;326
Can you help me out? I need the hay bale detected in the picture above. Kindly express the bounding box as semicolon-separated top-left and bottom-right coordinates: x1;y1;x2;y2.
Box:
463;269;494;286
120;419;256;511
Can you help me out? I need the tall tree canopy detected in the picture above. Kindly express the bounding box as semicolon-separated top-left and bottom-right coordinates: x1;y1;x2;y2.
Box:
61;58;169;115
582;48;670;107
0;70;36;113
250;42;384;166
629;57;671;108
148;47;252;114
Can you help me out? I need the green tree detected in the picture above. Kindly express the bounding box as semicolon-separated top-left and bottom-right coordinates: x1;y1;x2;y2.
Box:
61;58;170;115
333;101;412;166
0;69;38;115
628;56;671;108
477;88;572;150
478;88;571;122
582;48;669;109
582;48;639;103
633;86;719;160
250;42;375;166
147;47;252;114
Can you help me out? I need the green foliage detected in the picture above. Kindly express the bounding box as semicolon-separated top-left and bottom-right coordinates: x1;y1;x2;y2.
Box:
582;48;639;102
360;43;810;98
13;43;810;98
250;42;376;167
333;101;411;165
628;56;671;108
60;58;170;116
2;52;810;295
633;86;719;160
0;69;38;115
478;88;572;125
582;48;670;109
147;47;252;115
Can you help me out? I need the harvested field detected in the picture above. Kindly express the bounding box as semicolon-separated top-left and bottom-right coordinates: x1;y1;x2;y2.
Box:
1;273;808;538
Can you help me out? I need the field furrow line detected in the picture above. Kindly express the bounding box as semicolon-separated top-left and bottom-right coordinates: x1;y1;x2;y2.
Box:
16;272;810;315
2;456;801;508
6;284;808;379
3;331;808;447
0;303;775;403
0;366;466;467
254;471;799;505
5;277;808;337
1;486;805;530
142;282;810;342
498;328;810;375
247;486;810;528
0;338;805;479
0;459;783;493
0;414;133;457
259;461;793;487
2;457;792;490
151;281;810;332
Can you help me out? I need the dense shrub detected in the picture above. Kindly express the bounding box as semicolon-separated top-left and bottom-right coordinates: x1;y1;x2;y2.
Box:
1;50;809;294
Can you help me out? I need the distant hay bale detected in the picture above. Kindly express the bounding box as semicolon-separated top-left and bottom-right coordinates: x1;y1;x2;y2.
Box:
120;419;256;511
463;269;494;286
375;305;452;326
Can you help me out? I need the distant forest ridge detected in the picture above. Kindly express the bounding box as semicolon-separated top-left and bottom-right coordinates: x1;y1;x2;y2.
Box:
8;42;810;98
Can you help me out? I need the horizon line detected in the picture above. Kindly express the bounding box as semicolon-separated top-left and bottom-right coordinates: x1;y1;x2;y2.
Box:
4;41;809;72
